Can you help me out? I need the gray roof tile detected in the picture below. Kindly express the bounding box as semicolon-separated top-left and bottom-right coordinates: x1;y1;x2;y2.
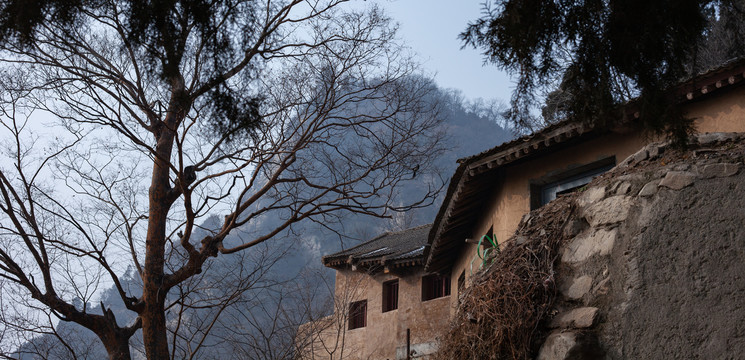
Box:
323;224;430;271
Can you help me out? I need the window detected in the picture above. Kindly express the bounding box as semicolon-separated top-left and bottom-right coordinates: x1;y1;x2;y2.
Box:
382;279;399;312
421;274;450;301
457;270;466;297
457;270;466;305
348;300;367;330
530;157;616;209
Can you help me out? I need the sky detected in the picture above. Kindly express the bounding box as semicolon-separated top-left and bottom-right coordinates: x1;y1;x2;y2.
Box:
0;1;517;346
371;0;514;102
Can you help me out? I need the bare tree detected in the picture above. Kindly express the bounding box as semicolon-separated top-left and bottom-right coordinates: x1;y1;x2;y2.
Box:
0;1;445;359
293;267;368;360
159;235;302;360
692;0;745;73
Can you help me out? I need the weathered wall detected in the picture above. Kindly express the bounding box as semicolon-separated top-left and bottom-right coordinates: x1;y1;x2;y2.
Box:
480;132;646;244
447;87;745;313
448;131;648;311
302;86;745;358
689;85;745;133
301;268;451;360
537;133;745;359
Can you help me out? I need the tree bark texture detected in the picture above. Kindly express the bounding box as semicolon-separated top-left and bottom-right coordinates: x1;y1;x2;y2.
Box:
142;127;176;359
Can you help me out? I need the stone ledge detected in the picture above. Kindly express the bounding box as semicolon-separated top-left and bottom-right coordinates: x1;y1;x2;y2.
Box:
699;163;740;178
549;307;599;329
562;229;617;264
576;186;606;209
659;171;696;190
537;331;604;360
561;275;593;300
695;132;742;146
538;332;578;360
638;181;659;197
583;196;634;227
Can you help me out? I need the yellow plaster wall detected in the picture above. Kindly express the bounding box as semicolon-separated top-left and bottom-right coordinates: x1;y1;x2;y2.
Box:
447;132;647;310
301;86;745;352
303;268;451;360
448;86;745;299
688;86;745;133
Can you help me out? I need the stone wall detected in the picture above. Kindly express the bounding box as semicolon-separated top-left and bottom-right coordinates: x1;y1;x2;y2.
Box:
537;133;745;359
448;131;649;313
446;85;745;316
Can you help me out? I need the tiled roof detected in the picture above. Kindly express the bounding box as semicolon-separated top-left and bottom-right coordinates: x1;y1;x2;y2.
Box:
323;224;430;272
425;57;745;273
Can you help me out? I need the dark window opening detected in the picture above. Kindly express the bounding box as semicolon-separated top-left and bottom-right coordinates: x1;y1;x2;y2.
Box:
555;183;589;197
382;279;399;312
348;300;367;330
530;157;616;209
457;270;466;302
422;274;450;301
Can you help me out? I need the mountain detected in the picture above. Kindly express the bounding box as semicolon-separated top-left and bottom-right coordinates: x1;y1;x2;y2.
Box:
10;86;512;359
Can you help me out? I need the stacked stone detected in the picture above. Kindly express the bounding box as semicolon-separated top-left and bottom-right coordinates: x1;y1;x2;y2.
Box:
536;133;743;360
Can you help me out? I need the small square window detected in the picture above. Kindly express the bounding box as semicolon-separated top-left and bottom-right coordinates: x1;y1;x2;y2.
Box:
422;274;450;301
348;300;367;330
382;279;399;312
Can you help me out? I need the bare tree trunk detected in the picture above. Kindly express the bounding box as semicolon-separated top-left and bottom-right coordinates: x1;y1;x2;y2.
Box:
142;126;176;359
100;334;134;360
0;3;446;359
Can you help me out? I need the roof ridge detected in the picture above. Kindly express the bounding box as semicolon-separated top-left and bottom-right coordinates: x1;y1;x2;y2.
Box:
322;223;432;261
380;223;431;237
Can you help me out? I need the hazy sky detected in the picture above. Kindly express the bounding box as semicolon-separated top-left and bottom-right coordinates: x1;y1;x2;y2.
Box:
372;0;514;102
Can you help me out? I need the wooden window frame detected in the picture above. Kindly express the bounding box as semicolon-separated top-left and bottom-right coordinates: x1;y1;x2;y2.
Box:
529;157;616;209
421;274;451;301
382;279;399;313
348;300;367;330
457;270;466;299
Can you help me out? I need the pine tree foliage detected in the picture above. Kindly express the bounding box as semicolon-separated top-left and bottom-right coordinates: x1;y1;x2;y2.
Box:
0;1;448;359
0;0;87;44
0;0;265;138
462;0;737;141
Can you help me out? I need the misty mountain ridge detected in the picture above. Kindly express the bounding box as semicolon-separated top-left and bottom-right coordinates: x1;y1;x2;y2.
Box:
13;87;511;359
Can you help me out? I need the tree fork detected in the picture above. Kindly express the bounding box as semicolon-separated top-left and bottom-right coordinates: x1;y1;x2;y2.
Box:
99;329;135;360
39;293;137;360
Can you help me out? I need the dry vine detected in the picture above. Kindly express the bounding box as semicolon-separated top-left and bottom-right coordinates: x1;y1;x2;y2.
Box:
435;196;578;359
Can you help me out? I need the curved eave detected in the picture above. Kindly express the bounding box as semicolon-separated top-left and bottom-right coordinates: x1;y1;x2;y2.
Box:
324;255;425;274
424;125;602;273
